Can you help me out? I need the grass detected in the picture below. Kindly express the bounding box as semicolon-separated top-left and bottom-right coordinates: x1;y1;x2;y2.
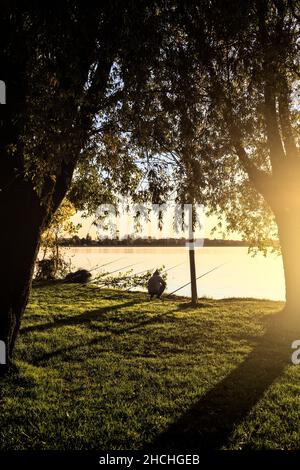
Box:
0;282;299;450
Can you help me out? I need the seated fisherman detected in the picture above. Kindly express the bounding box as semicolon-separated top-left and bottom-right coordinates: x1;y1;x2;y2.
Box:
147;269;166;300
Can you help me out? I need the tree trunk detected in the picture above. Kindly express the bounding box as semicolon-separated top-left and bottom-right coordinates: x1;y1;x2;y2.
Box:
275;209;300;316
0;179;45;375
189;246;198;307
275;208;300;315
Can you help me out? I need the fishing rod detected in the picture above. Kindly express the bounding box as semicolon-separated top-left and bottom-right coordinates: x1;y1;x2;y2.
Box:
129;262;185;281
88;257;125;273
126;262;185;292
128;262;183;279
162;262;185;274
167;263;227;297
125;267;154;292
129;266;153;277
93;264;153;290
91;262;141;285
93;261;186;289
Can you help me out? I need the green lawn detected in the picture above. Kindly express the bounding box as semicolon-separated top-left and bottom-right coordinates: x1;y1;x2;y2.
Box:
0;283;299;450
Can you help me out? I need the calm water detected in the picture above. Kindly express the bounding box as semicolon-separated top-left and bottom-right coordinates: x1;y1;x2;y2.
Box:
62;246;285;301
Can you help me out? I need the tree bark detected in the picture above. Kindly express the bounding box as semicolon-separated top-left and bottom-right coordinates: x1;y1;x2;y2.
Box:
0;178;45;375
275;208;300;315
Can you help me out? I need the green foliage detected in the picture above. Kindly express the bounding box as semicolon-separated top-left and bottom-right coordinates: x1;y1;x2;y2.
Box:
35;259;57;281
1;1;167;226
3;1;299;254
91;0;299;253
68;132;144;215
0;2;280;251
38;199;80;279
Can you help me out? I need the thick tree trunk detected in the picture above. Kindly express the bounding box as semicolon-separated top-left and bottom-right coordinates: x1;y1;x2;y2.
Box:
275;208;300;315
0;179;45;375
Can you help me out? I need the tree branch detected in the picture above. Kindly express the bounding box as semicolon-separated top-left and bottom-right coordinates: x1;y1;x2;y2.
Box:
277;74;299;158
42;159;77;229
229;121;272;197
256;0;286;171
263;80;286;167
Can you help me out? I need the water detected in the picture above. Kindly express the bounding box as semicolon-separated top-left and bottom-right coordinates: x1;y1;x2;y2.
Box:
62;246;285;301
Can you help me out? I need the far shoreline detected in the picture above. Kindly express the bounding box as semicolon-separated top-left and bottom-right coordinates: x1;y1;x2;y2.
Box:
59;237;278;249
60;242;250;248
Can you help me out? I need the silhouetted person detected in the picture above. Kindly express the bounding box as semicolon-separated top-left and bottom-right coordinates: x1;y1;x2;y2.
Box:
147;269;166;300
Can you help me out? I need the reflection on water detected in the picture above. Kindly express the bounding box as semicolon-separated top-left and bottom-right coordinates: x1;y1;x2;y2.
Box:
61;247;285;301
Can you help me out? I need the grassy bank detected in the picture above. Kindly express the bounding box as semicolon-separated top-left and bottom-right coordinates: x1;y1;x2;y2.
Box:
0;283;299;450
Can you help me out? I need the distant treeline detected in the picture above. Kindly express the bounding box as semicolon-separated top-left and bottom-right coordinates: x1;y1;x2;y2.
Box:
59;235;250;247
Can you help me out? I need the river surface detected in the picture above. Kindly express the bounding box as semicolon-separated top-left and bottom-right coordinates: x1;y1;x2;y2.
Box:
61;246;285;301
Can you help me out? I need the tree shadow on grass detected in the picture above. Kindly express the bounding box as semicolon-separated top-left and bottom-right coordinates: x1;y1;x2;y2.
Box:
29;311;180;365
145;313;297;451
21;300;138;334
174;301;215;310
